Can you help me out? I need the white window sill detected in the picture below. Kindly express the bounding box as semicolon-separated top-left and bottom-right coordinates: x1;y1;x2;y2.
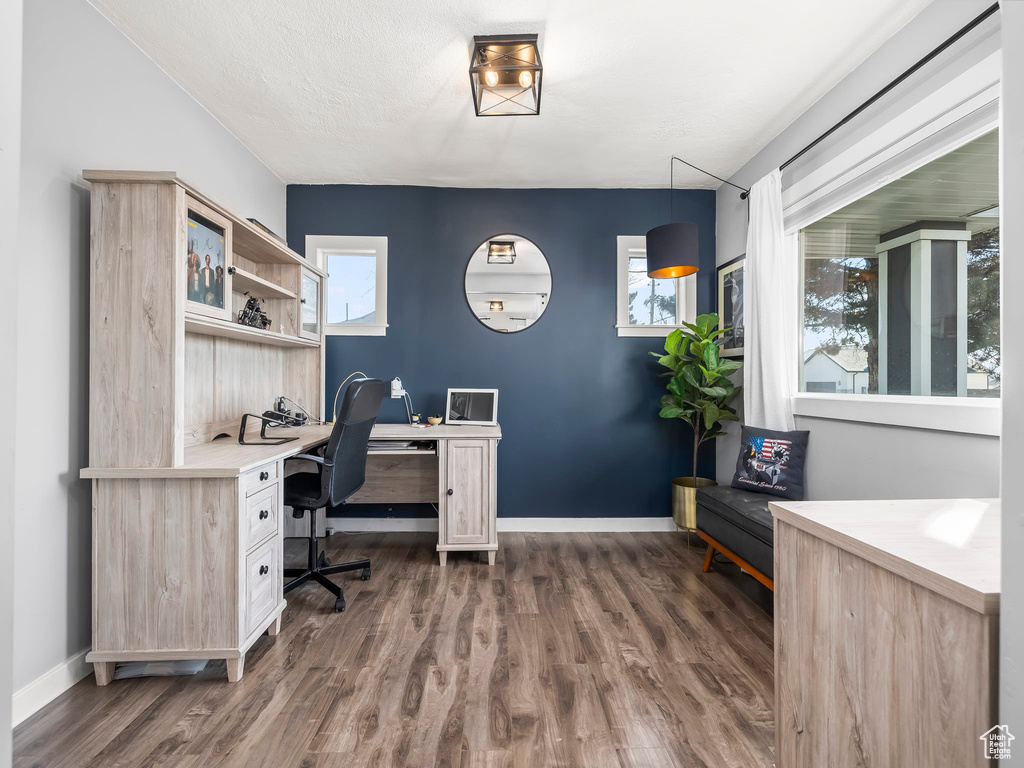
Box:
325;324;388;337
792;393;1000;437
615;324;684;338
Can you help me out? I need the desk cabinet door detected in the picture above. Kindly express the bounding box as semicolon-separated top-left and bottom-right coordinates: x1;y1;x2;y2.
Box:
299;269;321;340
444;439;491;545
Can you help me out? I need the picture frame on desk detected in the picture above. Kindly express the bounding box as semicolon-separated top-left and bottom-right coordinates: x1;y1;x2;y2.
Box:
717;254;745;358
185;196;232;321
445;388;499;426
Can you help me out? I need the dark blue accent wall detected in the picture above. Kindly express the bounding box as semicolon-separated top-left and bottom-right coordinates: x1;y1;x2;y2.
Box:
287;185;716;518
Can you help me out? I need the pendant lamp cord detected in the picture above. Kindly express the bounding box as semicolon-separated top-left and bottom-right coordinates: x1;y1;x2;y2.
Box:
669;157;750;213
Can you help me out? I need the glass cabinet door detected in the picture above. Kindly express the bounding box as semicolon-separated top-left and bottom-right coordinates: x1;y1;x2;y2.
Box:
300;270;320;339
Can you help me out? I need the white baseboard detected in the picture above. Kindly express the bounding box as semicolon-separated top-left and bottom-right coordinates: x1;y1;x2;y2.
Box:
12;646;91;728
328;517;678;533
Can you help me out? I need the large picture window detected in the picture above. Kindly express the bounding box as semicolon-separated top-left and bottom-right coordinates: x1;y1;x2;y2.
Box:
800;130;999;398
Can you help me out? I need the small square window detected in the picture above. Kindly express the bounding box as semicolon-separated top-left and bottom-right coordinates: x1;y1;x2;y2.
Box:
615;235;695;337
306;235;388;336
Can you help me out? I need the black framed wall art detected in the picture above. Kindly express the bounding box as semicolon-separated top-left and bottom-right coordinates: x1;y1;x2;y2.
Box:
717;254;744;358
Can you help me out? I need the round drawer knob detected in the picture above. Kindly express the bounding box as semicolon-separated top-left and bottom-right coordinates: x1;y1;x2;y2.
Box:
447;488;453;496
259;471;269;481
259;509;269;520
259;565;269;576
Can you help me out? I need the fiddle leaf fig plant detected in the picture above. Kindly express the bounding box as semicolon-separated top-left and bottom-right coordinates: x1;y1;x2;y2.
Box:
651;313;743;483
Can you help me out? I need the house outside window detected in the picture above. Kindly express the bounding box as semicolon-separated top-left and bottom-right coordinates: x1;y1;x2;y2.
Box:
799;130;999;399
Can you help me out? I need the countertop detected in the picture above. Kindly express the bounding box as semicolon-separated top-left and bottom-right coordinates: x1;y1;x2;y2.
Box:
82;422;502;479
770;498;1001;614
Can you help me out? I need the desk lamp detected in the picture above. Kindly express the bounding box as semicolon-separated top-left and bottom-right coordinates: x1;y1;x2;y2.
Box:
390;377;418;424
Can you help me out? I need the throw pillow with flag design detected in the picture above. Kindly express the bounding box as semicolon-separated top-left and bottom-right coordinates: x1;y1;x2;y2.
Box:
732;425;810;500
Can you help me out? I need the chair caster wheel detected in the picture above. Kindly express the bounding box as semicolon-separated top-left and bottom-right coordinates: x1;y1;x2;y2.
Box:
360;568;371;581
318;552;331;569
334;597;346;612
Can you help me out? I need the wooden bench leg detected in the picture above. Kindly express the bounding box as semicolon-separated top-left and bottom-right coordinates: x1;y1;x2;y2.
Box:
702;542;715;573
696;530;774;591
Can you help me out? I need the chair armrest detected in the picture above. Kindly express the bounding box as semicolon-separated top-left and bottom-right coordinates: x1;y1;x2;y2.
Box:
286;453;329;465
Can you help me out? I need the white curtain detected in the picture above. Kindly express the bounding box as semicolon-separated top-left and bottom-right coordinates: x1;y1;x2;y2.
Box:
743;168;798;431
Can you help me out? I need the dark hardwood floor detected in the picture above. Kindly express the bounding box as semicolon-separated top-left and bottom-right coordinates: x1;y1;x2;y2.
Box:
13;531;774;768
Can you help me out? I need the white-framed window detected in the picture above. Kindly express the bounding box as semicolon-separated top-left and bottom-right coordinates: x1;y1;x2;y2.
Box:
780;12;1002;436
305;235;388;336
797;130;999;405
615;235;696;337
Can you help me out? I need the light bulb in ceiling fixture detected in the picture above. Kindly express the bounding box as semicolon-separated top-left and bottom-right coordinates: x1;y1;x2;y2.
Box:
484;69;499;88
518;70;533;88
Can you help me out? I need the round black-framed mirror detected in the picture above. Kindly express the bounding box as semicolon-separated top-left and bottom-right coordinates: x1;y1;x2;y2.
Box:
464;233;552;333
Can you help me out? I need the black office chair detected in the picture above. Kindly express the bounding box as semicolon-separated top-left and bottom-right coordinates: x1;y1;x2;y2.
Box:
283;377;386;612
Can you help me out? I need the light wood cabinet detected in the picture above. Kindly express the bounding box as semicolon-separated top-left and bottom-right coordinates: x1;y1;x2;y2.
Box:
443;439;492;546
437;437;498;564
83;171;324;683
88;473;285;674
772;499;1000;768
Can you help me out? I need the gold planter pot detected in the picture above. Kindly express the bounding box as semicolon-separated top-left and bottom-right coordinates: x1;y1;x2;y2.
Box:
672;476;717;531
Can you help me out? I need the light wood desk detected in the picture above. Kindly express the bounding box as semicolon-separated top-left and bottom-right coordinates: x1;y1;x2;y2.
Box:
82;421;501;684
81;171;500;685
772;498;1000;768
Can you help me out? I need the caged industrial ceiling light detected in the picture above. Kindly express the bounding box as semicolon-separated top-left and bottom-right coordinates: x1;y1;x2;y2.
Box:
487;240;517;264
469;34;543;116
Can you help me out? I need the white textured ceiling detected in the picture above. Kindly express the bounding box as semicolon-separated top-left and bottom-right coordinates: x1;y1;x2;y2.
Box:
90;0;932;188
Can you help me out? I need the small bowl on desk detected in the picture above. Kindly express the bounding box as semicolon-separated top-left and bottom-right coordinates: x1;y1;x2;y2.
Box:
427;416;443;426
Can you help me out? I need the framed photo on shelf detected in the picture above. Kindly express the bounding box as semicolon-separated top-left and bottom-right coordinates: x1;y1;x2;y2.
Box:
185;197;232;321
717;254;744;358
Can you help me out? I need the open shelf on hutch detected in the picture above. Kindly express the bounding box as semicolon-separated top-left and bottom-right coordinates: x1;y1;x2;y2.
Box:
230;266;297;301
184;314;319;348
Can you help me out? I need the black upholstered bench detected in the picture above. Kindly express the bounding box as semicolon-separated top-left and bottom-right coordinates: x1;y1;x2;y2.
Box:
695;485;775;590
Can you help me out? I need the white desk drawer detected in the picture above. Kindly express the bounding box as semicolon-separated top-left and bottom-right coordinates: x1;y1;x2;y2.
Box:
245;484;279;551
245;537;279;637
244;462;278;495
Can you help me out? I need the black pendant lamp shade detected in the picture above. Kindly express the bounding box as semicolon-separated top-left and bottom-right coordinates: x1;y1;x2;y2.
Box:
645;222;699;279
644;157;749;279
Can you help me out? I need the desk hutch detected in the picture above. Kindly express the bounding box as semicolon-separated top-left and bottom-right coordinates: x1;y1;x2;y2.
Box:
81;172;499;684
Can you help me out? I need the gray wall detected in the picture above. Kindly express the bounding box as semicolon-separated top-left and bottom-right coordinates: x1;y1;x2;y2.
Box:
714;0;1000;500
13;0;285;705
2;0;23;756
1000;0;1023;734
